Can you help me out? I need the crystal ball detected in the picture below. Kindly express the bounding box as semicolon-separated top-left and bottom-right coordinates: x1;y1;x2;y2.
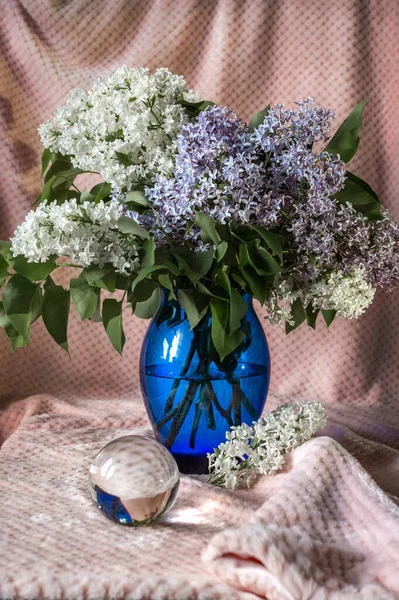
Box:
89;435;180;526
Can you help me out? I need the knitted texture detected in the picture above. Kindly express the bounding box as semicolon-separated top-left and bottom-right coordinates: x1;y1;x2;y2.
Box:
1;395;399;599
0;0;399;412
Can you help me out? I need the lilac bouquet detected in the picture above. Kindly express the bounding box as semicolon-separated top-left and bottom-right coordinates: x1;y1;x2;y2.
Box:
0;67;398;451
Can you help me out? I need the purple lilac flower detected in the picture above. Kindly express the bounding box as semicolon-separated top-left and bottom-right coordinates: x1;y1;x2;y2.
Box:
140;106;285;244
116;100;398;291
251;98;335;152
359;209;399;290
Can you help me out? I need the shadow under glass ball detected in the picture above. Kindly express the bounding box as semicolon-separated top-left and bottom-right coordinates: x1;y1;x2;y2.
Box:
89;435;180;526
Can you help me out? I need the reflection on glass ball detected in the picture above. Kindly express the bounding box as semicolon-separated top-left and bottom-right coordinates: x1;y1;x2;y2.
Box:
89;435;180;526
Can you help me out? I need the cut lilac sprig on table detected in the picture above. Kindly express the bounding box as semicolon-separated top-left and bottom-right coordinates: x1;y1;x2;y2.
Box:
207;402;327;489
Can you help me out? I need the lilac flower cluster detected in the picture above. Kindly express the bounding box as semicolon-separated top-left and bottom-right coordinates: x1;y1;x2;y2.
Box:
251;98;335;151
127;99;399;291
138;106;283;244
358;209;399;290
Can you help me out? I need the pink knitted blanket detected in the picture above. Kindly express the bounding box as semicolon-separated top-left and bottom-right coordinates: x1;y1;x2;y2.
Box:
1;395;398;600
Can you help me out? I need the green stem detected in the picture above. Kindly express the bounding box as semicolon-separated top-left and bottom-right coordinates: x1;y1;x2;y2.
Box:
239;388;259;421
163;334;198;416
190;392;204;449
56;263;82;268
231;381;242;426
206;382;233;427
164;380;200;449
202;383;216;430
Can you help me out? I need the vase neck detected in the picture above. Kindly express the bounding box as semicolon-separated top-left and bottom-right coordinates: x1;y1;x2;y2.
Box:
160;288;253;311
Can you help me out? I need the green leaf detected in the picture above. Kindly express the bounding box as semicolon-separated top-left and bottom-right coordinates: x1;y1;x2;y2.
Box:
44;274;55;289
8;255;56;281
40;178;55;203
133;286;160;319
210;297;245;361
70;276;100;320
30;285;43;324
42;285;70;352
214;269;231;294
285;298;306;333
155;248;180;273
195;212;221;245
158;273;176;300
229;289;248;334
0;241;12;260
181;99;216;110
115;274;130;290
241;265;270;304
231;272;247;290
50;168;84;188
215;241;228;263
44;158;72;183
322;309;336;327
80;190;95;203
131;262;179;291
181;99;216;117
0;302;26;351
248;104;270;133
177;289;209;329
115;151;135;166
305;304;319;330
231;224;258;244
0;254;9;279
239;244;250;267
248;245;282;275
324;101;366;163
196;281;226;300
125;190;150;208
2;274;39;341
90;291;102;323
335;171;381;219
85;264;116;292
132;279;158;303
117;216;150;238
90;182;112;196
90;182;112;202
170;247;214;285
141;238;156;267
252;226;284;262
102;299;125;355
40;148;52;177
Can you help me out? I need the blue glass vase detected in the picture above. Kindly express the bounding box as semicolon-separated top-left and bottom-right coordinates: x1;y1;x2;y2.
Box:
139;291;270;473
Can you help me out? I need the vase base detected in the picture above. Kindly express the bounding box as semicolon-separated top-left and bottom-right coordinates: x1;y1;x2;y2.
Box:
173;454;208;475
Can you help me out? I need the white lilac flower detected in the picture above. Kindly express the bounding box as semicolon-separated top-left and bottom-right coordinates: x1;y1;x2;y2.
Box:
266;268;375;324
302;268;376;319
265;278;295;327
10;199;140;275
38;66;201;191
208;402;327;489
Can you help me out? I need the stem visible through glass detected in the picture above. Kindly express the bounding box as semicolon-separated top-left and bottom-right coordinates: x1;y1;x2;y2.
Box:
156;317;258;450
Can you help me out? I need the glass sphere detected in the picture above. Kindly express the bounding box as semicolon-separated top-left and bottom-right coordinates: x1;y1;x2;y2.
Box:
89;435;180;526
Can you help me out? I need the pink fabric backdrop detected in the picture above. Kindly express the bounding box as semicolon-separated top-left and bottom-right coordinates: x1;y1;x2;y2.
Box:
0;0;398;417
